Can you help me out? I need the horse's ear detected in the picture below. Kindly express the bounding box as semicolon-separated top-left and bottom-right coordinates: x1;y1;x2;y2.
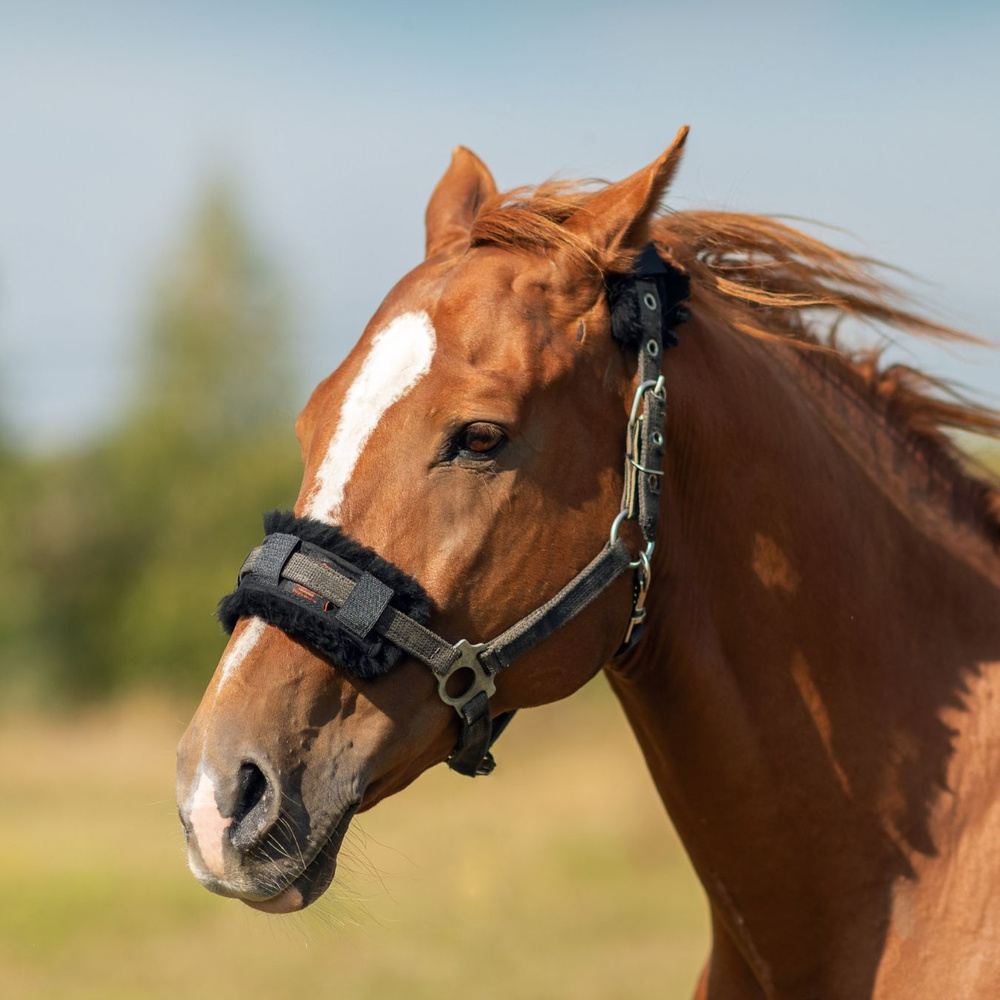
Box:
424;146;498;259
563;126;689;260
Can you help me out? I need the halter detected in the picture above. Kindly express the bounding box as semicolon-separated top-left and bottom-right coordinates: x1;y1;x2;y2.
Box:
219;244;689;776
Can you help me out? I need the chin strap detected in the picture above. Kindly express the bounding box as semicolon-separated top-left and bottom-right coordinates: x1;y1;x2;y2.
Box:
223;243;688;777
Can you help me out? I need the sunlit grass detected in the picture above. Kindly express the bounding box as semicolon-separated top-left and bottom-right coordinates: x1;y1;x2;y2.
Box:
1;677;708;999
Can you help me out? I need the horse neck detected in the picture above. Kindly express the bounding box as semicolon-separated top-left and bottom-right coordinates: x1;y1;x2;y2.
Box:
607;316;1000;997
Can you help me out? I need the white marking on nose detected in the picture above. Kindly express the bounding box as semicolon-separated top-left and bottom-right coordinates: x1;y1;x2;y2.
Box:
305;310;436;523
189;771;232;879
218;616;267;689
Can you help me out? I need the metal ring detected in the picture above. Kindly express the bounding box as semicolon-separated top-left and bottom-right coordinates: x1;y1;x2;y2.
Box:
609;510;629;547
629;379;660;423
611;511;656;569
642;292;658;311
645;339;660;358
651;431;664;446
629;541;655;570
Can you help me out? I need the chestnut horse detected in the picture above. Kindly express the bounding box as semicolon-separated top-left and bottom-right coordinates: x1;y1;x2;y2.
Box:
176;128;1000;998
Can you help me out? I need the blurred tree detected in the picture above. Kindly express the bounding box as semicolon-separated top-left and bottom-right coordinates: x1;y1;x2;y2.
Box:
8;179;303;699
0;376;33;699
131;177;293;446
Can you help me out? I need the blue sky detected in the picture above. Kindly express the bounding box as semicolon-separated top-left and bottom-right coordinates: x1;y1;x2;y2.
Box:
1;0;998;446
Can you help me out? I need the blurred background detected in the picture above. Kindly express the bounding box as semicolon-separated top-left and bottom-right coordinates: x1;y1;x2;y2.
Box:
1;1;997;997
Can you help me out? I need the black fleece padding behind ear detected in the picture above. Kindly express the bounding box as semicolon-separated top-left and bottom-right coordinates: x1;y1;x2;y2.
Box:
606;243;690;350
217;510;433;681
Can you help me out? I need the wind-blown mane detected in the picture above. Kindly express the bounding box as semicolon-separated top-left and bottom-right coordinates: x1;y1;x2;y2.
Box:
470;184;1000;543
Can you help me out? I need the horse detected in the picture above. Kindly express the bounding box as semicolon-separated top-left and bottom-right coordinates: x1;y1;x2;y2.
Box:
176;126;1000;999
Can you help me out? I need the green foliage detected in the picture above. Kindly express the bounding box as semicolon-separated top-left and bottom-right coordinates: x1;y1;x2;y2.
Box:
0;180;304;700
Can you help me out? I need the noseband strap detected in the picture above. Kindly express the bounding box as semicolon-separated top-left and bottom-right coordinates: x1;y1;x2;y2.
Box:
219;243;689;777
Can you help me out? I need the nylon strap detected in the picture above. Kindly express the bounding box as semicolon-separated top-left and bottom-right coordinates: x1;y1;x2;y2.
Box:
449;692;496;776
336;572;393;640
480;540;633;674
240;548;459;675
631;243;671;548
241;541;634;677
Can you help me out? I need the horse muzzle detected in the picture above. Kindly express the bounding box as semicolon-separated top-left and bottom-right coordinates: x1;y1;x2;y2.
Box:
176;739;362;912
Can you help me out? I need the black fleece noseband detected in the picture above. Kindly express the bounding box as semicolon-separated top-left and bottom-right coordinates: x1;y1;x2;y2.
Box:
219;511;432;682
219;243;689;777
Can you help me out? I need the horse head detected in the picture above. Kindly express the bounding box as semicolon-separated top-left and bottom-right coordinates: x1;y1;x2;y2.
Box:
175;129;689;912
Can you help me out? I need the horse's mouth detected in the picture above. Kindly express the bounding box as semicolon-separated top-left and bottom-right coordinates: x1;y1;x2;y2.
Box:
242;803;357;914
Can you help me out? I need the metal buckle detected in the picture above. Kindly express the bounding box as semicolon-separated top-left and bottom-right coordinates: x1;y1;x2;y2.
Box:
611;374;664;571
620;376;665;520
437;639;496;712
613;374;663;653
620;549;652;649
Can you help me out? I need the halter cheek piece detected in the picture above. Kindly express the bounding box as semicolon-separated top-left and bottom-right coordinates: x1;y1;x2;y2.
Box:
218;244;689;777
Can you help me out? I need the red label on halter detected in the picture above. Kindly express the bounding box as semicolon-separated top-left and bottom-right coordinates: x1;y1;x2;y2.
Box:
291;584;330;613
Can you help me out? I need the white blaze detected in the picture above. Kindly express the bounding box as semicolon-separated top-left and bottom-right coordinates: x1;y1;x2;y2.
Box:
212;313;434;696
304;310;436;523
189;770;232;878
218;616;267;688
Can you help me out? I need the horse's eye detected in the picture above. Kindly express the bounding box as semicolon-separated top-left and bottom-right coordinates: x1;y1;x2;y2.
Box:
459;422;506;455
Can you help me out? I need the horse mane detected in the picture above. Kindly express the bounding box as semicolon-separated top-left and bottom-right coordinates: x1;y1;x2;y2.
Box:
469;184;1000;544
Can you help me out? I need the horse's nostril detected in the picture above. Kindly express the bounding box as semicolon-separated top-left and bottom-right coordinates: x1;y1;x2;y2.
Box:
234;761;268;824
227;760;277;850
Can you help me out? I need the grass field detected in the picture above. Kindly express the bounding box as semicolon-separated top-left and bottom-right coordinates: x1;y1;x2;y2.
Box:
0;676;709;999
